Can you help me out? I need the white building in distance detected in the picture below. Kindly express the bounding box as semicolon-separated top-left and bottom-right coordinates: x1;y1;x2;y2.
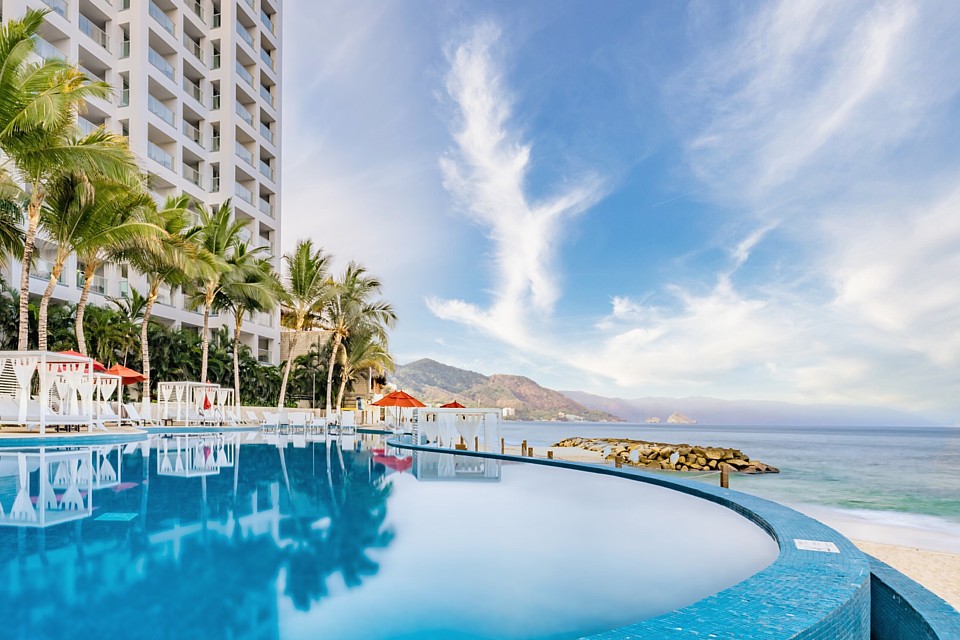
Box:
2;0;282;363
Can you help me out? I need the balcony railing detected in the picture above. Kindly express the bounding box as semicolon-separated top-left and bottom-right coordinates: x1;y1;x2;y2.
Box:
183;77;203;104
76;272;107;294
235;183;254;204
33;37;65;60
211;176;220;192
79;15;110;52
118;280;130;298
157;287;172;306
257;348;270;363
237;62;254;86
211;135;220;151
212;51;221;69
259;84;273;107
260;10;275;34
149;1;176;36
183;121;202;147
236;143;254;167
236;22;254;48
41;0;68;19
182;164;202;188
260;48;274;70
258;198;274;218
120;40;130;58
148;95;175;126
235;101;254;126
212;12;221;28
32;259;67;285
259;159;273;181
184;35;202;62
148;48;175;80
147;141;174;171
120;86;129;106
77;116;97;136
260;122;274;144
190;0;203;22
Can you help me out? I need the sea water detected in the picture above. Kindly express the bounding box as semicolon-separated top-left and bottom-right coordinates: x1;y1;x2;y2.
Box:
506;422;960;550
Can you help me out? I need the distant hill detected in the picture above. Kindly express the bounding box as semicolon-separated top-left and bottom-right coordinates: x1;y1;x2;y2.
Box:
391;359;621;422
562;391;940;427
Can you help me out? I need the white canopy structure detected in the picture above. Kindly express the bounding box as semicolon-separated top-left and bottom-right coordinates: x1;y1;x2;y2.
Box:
0;351;100;434
413;408;502;452
157;381;220;424
156;434;232;477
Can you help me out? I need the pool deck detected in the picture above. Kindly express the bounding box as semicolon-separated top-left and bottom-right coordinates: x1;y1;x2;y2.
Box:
390;437;960;640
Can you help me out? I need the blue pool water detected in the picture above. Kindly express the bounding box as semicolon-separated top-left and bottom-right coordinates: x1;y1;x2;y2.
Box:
0;433;777;639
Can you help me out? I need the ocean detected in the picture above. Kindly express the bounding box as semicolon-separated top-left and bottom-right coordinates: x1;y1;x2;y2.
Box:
504;422;960;551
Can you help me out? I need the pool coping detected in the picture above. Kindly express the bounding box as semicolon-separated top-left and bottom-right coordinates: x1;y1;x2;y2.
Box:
389;437;877;639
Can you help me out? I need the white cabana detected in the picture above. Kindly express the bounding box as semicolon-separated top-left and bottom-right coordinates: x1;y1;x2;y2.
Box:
93;372;123;429
413;408;502;452
0;351;98;434
157;381;220;424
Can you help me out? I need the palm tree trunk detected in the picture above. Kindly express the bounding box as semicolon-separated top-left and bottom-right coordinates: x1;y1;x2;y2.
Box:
18;195;41;350
140;279;160;411
37;254;67;351
277;330;300;408
335;368;349;411
200;289;213;383
325;333;343;415
233;309;243;410
75;262;98;356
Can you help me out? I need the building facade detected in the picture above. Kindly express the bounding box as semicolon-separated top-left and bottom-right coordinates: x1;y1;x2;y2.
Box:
1;0;282;363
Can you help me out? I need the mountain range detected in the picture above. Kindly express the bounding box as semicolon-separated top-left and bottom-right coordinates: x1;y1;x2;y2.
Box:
391;359;620;422
391;358;941;427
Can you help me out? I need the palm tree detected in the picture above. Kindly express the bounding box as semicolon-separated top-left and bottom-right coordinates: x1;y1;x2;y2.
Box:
334;329;394;411
277;240;332;407
0;10;139;348
186;200;250;383
37;169;155;351
73;177;155;355
317;262;396;415
125;196;205;410
213;243;279;409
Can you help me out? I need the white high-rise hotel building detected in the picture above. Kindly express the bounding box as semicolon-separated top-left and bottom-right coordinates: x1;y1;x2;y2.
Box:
1;0;282;364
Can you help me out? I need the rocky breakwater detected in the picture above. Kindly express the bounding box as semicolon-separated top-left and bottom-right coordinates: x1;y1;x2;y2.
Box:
553;437;779;474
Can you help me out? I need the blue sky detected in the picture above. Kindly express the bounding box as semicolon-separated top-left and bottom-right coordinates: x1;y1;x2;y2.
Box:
281;1;960;422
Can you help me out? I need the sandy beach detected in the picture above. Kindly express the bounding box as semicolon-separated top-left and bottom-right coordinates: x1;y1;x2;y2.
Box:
853;541;960;610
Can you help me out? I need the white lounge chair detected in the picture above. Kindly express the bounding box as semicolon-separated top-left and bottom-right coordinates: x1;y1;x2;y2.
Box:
124;403;160;428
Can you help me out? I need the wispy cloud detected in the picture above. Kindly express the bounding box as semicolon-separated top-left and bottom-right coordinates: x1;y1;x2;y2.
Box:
427;22;605;347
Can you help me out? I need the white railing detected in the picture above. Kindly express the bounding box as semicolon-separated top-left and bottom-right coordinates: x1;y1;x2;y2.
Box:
182;121;202;147
182;164;202;188
190;0;204;22
258;198;273;217
260;48;274;70
235;101;254;125
183;77;203;103
77;116;97;136
148;95;175;126
147;141;174;171
149;1;176;36
260;122;274;144
235;183;254;205
42;0;68;19
236;21;254;48
79;14;110;51
32;259;67;284
237;62;254;86
149;48;175;80
184;34;203;62
33;37;65;60
236;143;254;166
259;84;273;107
259;159;273;180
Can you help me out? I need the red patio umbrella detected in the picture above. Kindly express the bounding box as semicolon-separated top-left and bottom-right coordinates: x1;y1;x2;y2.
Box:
440;401;465;409
372;391;426;429
105;364;146;385
59;350;106;372
373;454;413;473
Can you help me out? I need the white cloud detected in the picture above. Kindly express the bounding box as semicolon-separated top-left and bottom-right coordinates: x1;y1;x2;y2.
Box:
428;22;605;348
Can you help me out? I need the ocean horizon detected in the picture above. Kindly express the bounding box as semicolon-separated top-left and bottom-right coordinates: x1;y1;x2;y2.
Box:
505;421;960;553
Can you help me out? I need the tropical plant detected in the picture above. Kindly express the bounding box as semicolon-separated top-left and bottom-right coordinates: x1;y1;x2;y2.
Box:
37;169;154;351
185;200;251;383
316;262;396;414
334;329;394;411
84;303;138;366
0;9;140;348
277;240;332;407
213;242;280;409
125;196;205;409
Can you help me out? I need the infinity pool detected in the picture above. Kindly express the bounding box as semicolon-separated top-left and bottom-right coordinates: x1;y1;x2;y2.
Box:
0;433;777;639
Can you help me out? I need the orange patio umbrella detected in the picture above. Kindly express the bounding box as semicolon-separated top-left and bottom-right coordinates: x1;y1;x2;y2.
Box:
105;364;146;385
372;390;426;429
440;401;465;409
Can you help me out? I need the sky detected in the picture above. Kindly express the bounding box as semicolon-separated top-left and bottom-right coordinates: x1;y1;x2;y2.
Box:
281;0;960;423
